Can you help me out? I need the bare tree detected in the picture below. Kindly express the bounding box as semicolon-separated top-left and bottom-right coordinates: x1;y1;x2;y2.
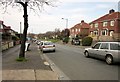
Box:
54;28;60;39
0;0;57;59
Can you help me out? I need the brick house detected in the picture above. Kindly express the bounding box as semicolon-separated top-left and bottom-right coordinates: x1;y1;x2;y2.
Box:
70;20;90;38
0;20;18;40
89;9;120;41
0;20;4;34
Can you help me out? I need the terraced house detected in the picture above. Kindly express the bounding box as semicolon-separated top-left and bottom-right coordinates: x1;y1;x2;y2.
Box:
89;9;120;41
0;20;19;41
0;20;4;34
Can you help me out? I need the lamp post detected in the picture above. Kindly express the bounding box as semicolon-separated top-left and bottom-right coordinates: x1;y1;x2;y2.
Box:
61;18;70;44
62;18;68;28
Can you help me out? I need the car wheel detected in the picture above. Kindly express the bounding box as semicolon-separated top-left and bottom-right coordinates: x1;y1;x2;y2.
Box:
53;50;55;52
84;51;89;58
105;55;113;65
42;50;44;53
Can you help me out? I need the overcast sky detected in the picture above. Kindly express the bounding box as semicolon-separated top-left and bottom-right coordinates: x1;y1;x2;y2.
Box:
0;0;119;34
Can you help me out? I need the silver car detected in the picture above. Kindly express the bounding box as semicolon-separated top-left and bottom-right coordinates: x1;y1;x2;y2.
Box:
39;41;56;53
84;42;120;65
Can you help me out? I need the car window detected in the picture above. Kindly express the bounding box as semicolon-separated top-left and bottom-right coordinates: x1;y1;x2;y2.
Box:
100;43;109;49
40;42;43;45
44;42;53;45
110;43;120;50
93;43;101;49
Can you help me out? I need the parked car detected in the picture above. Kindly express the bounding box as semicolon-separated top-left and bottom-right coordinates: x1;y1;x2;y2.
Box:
39;41;56;52
84;42;120;65
71;38;80;45
36;40;41;45
39;41;44;50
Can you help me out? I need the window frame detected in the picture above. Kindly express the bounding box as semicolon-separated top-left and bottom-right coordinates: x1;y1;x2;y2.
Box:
90;24;93;28
94;23;98;28
110;20;115;26
103;21;108;27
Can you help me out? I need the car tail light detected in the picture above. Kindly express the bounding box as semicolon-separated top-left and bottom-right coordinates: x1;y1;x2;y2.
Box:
53;45;55;47
43;46;45;48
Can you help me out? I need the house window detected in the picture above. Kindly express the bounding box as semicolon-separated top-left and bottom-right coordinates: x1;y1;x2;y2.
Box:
101;29;107;36
110;31;114;36
90;24;93;28
94;31;98;36
95;23;98;28
0;24;3;29
110;20;115;26
72;29;74;32
76;29;78;32
103;21;108;27
90;31;93;36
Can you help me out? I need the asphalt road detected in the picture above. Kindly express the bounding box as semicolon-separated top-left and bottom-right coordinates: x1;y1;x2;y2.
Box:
45;44;120;80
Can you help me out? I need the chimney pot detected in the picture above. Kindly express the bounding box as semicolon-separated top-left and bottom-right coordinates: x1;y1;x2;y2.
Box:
109;9;115;14
81;20;84;23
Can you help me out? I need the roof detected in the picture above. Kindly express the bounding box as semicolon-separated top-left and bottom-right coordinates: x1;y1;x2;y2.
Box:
97;42;120;44
0;20;3;24
90;12;120;24
70;21;90;29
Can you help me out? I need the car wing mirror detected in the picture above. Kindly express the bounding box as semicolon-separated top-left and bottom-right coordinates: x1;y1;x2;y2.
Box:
92;46;94;49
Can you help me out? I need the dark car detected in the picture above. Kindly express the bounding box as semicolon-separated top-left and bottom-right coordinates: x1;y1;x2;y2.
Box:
71;38;80;45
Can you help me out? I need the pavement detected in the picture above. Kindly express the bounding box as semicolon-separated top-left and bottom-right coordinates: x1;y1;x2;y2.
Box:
1;40;94;81
2;43;58;81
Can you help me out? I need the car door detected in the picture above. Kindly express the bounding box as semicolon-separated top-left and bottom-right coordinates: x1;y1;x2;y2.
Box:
110;43;120;62
98;43;109;59
89;43;101;57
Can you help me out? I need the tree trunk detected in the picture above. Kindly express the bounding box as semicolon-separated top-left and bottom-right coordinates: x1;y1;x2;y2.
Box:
19;2;28;58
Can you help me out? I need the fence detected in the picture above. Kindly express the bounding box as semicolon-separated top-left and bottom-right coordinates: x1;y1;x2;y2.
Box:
1;40;21;51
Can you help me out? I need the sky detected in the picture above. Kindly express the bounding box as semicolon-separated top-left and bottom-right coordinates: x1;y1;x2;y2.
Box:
0;0;119;34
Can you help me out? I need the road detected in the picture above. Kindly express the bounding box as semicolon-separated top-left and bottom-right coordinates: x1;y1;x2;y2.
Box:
44;44;119;80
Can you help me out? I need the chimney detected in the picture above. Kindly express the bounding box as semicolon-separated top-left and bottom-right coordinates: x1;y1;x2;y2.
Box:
81;20;84;23
109;9;115;14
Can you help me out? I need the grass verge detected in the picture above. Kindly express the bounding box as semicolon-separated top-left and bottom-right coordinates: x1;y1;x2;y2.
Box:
47;39;60;43
16;57;28;62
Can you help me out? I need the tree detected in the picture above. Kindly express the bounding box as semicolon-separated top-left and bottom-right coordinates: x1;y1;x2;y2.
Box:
0;0;57;58
61;28;70;43
61;28;70;37
54;28;61;39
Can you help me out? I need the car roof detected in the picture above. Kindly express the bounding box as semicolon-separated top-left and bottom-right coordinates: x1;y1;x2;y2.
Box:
41;41;52;43
97;42;120;44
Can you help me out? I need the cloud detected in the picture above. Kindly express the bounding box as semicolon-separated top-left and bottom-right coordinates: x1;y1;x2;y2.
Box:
0;0;118;34
59;0;119;2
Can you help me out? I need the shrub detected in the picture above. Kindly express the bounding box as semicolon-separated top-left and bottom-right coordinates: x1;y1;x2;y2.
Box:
82;36;93;46
63;37;69;43
12;35;20;40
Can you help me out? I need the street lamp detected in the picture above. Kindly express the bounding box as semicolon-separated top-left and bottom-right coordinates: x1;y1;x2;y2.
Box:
62;18;68;28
